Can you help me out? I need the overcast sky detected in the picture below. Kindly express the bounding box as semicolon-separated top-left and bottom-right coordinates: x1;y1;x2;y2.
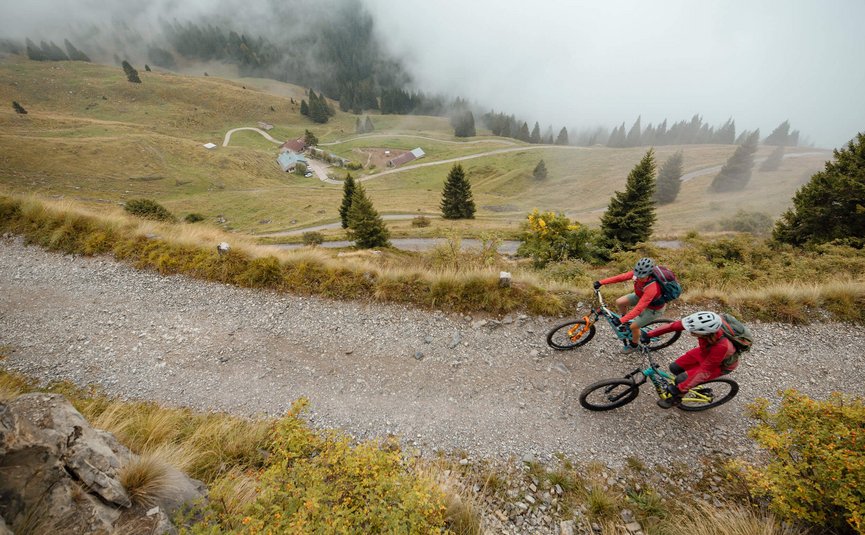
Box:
2;0;862;148
363;0;865;148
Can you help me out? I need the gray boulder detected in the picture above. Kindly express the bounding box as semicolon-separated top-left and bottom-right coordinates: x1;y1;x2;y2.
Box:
0;393;206;534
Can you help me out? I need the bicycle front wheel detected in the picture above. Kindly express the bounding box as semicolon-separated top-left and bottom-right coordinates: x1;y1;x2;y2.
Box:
579;379;639;411
547;320;596;350
678;378;739;411
642;319;681;351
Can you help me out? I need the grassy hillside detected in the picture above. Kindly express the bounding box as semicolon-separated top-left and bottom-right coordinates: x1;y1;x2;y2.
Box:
0;55;830;237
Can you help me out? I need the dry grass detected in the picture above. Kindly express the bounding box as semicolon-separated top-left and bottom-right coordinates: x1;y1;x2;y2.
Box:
119;451;179;508
657;501;807;535
416;458;483;535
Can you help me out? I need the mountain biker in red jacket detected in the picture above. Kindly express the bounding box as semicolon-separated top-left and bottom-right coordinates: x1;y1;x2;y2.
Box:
643;311;739;408
593;257;665;353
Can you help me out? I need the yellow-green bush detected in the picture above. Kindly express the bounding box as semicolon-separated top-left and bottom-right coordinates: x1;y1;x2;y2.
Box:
186;399;448;534
746;390;865;534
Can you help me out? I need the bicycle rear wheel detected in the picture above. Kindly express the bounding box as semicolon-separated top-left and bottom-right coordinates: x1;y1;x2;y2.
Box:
547;320;596;350
579;379;639;411
678;378;739;411
642;319;681;351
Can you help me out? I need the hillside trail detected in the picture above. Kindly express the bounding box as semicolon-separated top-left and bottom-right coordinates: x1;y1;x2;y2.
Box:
2;237;863;468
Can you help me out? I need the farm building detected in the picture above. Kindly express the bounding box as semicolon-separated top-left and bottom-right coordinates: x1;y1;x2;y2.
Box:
280;139;307;153
386;147;425;168
277;151;308;172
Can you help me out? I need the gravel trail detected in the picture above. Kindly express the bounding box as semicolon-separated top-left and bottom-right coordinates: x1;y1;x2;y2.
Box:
2;237;863;468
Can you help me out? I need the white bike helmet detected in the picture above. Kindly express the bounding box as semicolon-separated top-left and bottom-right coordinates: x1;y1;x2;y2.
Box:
633;257;655;278
682;311;722;335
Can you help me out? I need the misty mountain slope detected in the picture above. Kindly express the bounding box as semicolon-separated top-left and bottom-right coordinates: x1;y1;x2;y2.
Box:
0;56;829;235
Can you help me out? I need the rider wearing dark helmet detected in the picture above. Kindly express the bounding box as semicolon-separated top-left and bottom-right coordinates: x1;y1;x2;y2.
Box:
593;257;666;353
643;311;739;408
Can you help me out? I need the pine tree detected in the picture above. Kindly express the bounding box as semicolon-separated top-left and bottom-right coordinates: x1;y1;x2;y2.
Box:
339;173;356;229
64;39;90;62
303;129;318;146
654;150;683;204
25;38;46;61
555;127;569;145
625;116;642;147
530;122;541;144
759;146;785;172
144;64;151;72
300;100;309;116
607;123;627;147
452;110;475;137
12;101;27;114
355;117;363;133
518;122;530;142
599;149;657;251
533;160;548;180
773;132;865;248
440;164;476;219
347;182;390;248
710;130;760;192
121;60;141;83
764;120;791;146
364;116;374;133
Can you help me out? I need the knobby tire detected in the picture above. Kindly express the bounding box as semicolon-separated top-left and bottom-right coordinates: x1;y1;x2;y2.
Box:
579;378;639;411
678;378;739;411
547;320;596;350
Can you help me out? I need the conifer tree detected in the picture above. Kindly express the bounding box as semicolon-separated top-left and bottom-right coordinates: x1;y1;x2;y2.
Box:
144;64;151;72
654;150;683;204
121;60;141;83
25;38;46;61
355;117;363;133
347;182;390;248
518;122;530;142
12;101;27;114
759;146;785;172
710;130;760;192
300;100;309;116
533;160;548;180
303;129;318;146
626;116;642;147
364;116;374;133
773;132;865;248
599;149;657;251
530;122;541;144
64;39;90;62
555;127;569;145
339;173;356;228
764;120;791;146
440;164;476;219
607;123;627;147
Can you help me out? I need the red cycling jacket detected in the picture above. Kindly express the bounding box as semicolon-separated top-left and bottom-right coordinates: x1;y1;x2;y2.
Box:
599;270;663;323
646;320;736;391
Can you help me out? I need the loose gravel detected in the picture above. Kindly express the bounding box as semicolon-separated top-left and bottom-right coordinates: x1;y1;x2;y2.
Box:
2;236;863;468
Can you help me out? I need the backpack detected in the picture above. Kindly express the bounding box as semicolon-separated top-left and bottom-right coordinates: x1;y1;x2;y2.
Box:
719;313;753;371
648;265;682;306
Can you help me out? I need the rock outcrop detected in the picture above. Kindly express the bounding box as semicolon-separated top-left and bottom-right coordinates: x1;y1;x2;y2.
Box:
0;393;206;534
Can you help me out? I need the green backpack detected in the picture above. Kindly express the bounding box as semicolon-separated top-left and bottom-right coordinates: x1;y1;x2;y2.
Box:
719;313;753;371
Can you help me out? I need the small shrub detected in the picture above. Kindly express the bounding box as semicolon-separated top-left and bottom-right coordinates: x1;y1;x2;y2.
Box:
184;213;205;223
124;199;176;222
119;453;174;508
715;210;775;235
412;215;432;228
302;231;324;246
745;390;865;533
517;209;601;268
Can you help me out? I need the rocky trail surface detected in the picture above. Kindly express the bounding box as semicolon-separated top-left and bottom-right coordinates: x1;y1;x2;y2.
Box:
2;237;863;469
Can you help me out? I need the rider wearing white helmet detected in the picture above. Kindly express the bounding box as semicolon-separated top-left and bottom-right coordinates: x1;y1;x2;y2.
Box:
643;311;740;408
593;257;667;353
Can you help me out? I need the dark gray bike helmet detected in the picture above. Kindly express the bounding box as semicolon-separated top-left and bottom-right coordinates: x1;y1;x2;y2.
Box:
633;257;655;278
682;311;722;335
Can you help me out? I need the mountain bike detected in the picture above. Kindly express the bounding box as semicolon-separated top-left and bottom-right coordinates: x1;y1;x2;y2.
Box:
546;288;681;352
579;344;739;412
